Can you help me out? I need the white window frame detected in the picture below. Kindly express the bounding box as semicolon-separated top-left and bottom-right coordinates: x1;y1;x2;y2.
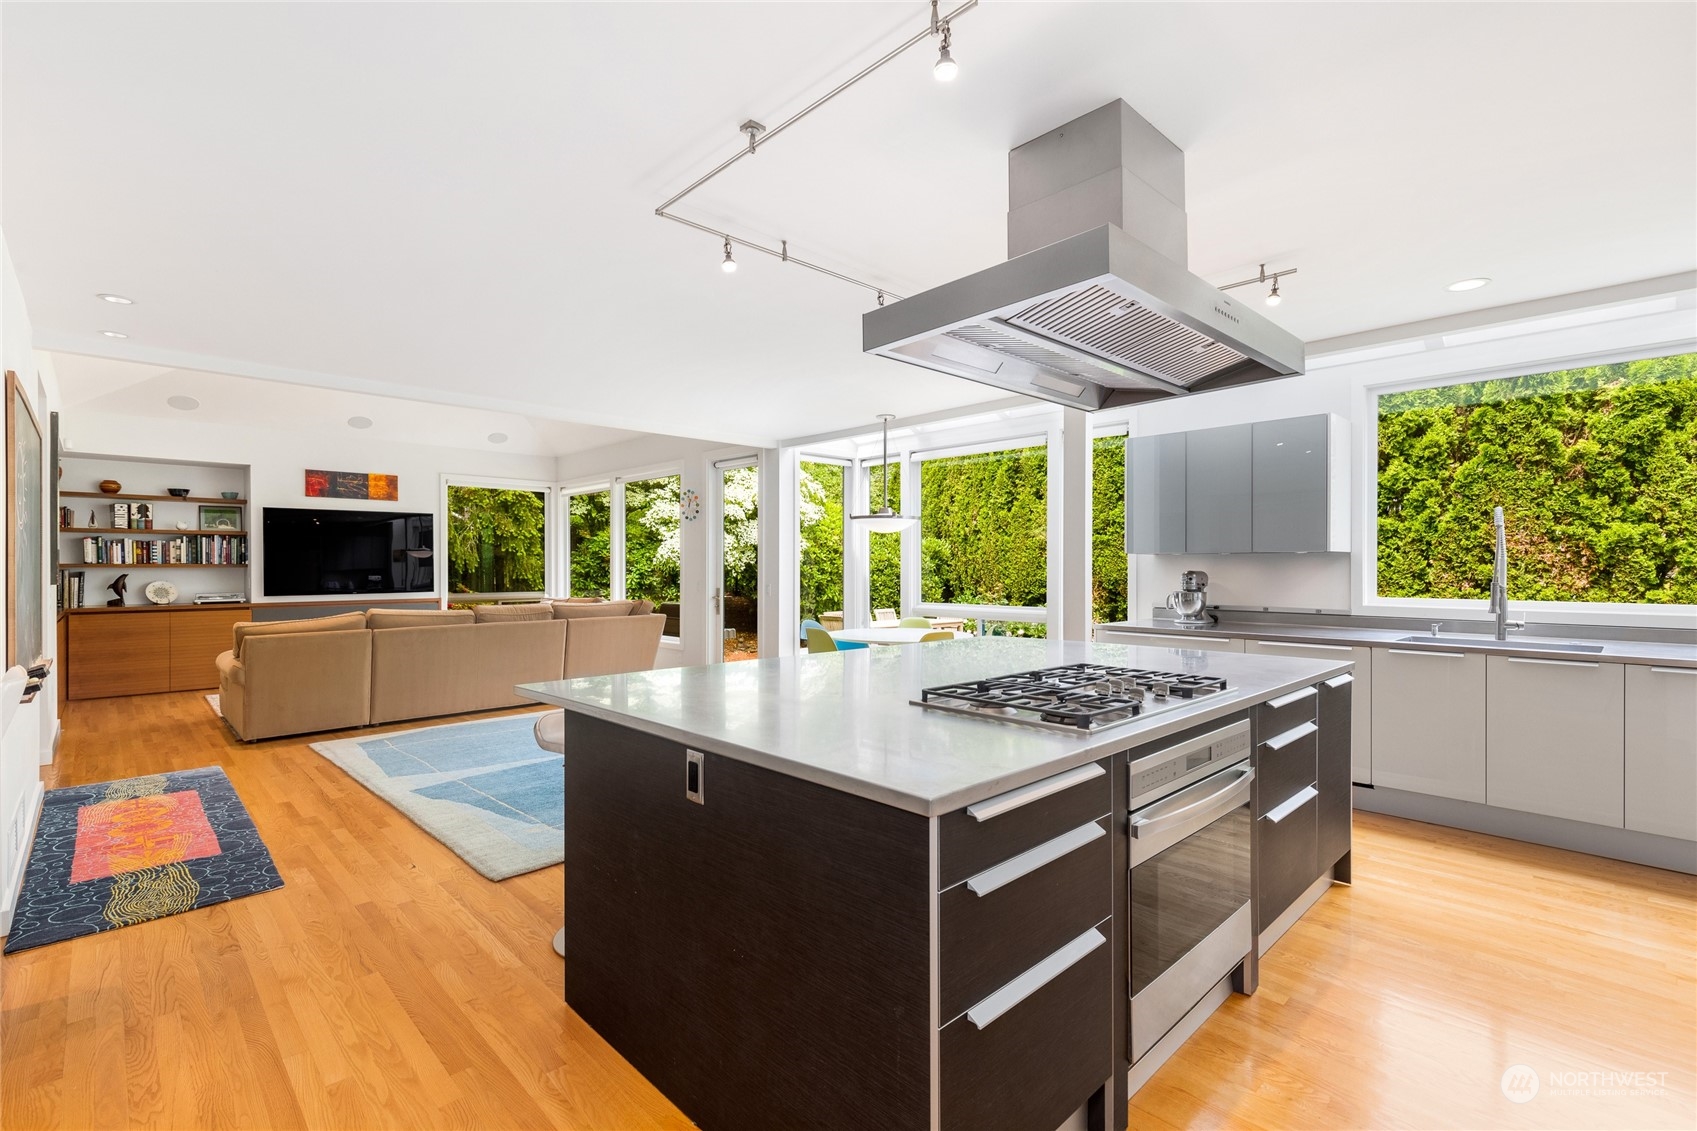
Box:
439;473;556;603
560;480;613;600
1357;344;1697;630
1088;423;1131;630
708;453;762;662
559;463;686;643
795;453;852;631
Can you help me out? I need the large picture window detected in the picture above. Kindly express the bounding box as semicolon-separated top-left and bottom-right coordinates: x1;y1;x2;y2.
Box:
567;488;611;598
918;442;1047;608
1091;433;1128;623
446;485;546;596
799;460;844;622
1376;352;1697;604
624;474;682;610
867;461;902;613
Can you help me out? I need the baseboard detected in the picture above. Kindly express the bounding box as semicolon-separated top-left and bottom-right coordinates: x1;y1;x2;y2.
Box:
1354;785;1697;875
0;778;45;938
43;719;60;766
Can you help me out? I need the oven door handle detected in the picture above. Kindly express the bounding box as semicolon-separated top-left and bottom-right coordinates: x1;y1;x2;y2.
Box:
1129;764;1253;839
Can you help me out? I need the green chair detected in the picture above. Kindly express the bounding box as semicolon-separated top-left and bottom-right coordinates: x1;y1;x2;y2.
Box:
800;618;825;647
918;631;953;642
807;627;868;654
899;616;933;629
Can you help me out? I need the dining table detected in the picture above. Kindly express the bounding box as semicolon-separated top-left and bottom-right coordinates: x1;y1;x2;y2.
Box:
827;627;971;646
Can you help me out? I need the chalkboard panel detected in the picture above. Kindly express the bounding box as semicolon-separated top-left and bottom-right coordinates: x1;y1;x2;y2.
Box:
8;371;44;669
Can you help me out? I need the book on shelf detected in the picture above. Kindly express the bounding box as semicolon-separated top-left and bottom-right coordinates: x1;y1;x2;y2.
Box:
76;534;249;566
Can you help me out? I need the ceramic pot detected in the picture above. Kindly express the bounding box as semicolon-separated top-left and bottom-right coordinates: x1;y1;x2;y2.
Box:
98;480;122;494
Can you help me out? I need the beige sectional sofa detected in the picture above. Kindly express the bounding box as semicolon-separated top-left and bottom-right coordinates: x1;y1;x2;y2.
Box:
215;599;664;741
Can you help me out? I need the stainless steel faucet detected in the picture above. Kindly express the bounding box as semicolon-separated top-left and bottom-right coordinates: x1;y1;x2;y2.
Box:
1488;506;1523;640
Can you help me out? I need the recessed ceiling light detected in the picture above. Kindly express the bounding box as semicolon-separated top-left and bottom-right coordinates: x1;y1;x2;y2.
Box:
96;293;133;304
347;416;373;429
488;432;508;444
1447;277;1491;292
166;395;199;411
100;329;128;339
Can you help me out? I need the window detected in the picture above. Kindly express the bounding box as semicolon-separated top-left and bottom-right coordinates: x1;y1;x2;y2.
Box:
867;461;902;613
918;443;1047;607
624;474;681;616
721;465;759;661
1091;433;1128;623
567;489;611;598
974;619;1048;638
446;485;546;596
799;460;844;622
1376;352;1697;604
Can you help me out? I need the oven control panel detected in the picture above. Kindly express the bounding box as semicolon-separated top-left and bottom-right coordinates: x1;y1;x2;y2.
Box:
1128;720;1251;807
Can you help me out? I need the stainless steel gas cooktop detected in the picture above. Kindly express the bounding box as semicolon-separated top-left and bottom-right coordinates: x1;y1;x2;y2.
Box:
914;663;1228;734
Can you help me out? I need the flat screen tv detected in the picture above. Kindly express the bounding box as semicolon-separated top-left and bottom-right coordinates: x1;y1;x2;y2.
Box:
262;507;434;596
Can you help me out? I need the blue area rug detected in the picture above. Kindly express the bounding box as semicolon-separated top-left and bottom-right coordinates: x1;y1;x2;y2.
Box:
311;713;560;880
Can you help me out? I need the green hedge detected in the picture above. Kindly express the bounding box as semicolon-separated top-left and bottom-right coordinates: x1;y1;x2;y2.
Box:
1377;352;1697;603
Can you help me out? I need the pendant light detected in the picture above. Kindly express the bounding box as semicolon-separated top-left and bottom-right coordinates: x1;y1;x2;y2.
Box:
850;414;917;533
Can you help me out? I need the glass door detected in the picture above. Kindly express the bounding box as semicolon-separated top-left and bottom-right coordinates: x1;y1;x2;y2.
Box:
717;461;759;661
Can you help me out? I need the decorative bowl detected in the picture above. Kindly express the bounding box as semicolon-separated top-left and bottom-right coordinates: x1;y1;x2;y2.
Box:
220;491;240;499
98;480;122;494
144;580;179;606
165;488;191;497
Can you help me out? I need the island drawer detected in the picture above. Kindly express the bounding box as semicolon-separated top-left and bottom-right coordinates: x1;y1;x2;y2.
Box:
1256;721;1319;816
941;922;1112;1131
939;817;1111;1020
1254;684;1318;743
938;759;1110;890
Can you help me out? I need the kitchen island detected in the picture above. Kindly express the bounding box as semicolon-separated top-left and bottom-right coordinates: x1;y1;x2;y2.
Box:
519;638;1353;1131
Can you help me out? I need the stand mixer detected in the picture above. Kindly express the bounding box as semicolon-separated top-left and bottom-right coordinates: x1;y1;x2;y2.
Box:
1164;570;1215;626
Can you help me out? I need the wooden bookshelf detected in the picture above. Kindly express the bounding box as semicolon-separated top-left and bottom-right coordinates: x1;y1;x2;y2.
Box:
65;603;251;615
62;491;247;504
59;563;245;570
60;527;247;535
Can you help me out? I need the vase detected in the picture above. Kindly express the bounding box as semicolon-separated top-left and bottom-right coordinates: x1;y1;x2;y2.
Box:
98;480;122;494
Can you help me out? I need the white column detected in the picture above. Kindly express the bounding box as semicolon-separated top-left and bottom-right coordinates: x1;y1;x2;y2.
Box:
1057;409;1091;641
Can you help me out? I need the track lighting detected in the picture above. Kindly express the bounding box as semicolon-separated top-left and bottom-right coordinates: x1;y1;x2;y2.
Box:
721;238;737;274
1220;262;1297;309
850;415;917;533
932;1;958;81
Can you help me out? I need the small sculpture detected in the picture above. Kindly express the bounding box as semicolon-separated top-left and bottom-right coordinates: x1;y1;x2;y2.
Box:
106;573;129;607
88;509;97;528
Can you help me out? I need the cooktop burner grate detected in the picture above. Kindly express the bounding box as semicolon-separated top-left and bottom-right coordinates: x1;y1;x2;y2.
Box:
917;663;1227;732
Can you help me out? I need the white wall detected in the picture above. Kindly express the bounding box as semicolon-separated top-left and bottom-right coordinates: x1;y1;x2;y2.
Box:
62;410;557;603
1;232;61;935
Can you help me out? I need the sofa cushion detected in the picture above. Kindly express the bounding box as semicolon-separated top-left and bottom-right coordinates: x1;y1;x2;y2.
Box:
557;597;608;605
551;600;638;620
473;603;554;623
233;611;367;660
630;599;655;616
368;608;475;630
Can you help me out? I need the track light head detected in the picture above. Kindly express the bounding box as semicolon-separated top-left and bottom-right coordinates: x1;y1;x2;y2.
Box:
934;23;957;81
721;238;737;274
1265;279;1282;307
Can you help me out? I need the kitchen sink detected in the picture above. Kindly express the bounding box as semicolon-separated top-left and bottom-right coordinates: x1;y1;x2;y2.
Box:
1394;635;1606;654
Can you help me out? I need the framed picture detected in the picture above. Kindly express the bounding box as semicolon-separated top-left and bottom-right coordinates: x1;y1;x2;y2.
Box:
7;370;44;669
305;469;398;500
197;505;242;532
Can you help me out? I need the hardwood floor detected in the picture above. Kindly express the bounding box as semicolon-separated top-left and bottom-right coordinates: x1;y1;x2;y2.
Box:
4;691;1694;1130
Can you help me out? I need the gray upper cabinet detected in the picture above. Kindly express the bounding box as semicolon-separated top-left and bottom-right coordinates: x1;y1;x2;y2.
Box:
1125;430;1186;554
1252;416;1330;552
1126;414;1347;554
1184;423;1253;553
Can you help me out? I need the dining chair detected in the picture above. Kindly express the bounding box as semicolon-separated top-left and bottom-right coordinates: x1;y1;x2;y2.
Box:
800;618;825;647
899;616;932;629
918;631;953;642
872;607;899;624
807;627;868;653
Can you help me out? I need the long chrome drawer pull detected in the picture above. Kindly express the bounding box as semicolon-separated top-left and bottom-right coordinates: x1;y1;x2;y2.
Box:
1261;721;1318;752
965;821;1105;897
1505;656;1599;668
1262;640;1353;653
966;927;1106;1030
1108;632;1231;644
1267;686;1318;709
1265;784;1319;824
1388;648;1464;658
967;762;1104;822
1649;666;1697;675
1129;765;1253;839
1323;674;1354;688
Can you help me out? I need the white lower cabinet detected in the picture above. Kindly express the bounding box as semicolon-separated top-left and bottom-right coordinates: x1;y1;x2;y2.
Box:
1245;640;1373;784
1094;628;1245;653
1485;657;1624;826
1625;665;1697;840
1371;647;1487;802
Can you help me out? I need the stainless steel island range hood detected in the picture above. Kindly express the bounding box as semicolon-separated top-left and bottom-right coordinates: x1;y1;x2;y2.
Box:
863;100;1305;410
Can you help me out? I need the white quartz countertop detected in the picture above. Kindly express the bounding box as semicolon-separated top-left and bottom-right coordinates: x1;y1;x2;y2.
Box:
1097;620;1697;668
517;638;1350;816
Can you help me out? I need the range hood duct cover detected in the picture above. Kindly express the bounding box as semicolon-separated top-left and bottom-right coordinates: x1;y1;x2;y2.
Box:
864;101;1305;409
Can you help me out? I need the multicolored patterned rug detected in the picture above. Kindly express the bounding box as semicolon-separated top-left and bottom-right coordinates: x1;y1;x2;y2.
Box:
311;713;560;881
3;767;283;953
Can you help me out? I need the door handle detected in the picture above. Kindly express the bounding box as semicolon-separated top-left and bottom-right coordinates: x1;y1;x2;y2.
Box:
1129;764;1253;838
1388;648;1465;658
1505;656;1599;668
1260;640;1353;653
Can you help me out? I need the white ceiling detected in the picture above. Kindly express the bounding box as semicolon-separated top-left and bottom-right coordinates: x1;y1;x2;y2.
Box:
5;2;1694;446
50;352;643;458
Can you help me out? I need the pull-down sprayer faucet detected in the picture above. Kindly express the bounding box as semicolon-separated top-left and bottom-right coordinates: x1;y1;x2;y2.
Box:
1488;506;1523;640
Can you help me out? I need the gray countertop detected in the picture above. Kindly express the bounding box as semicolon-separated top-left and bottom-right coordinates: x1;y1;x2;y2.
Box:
1097;619;1697;668
517;638;1350;817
